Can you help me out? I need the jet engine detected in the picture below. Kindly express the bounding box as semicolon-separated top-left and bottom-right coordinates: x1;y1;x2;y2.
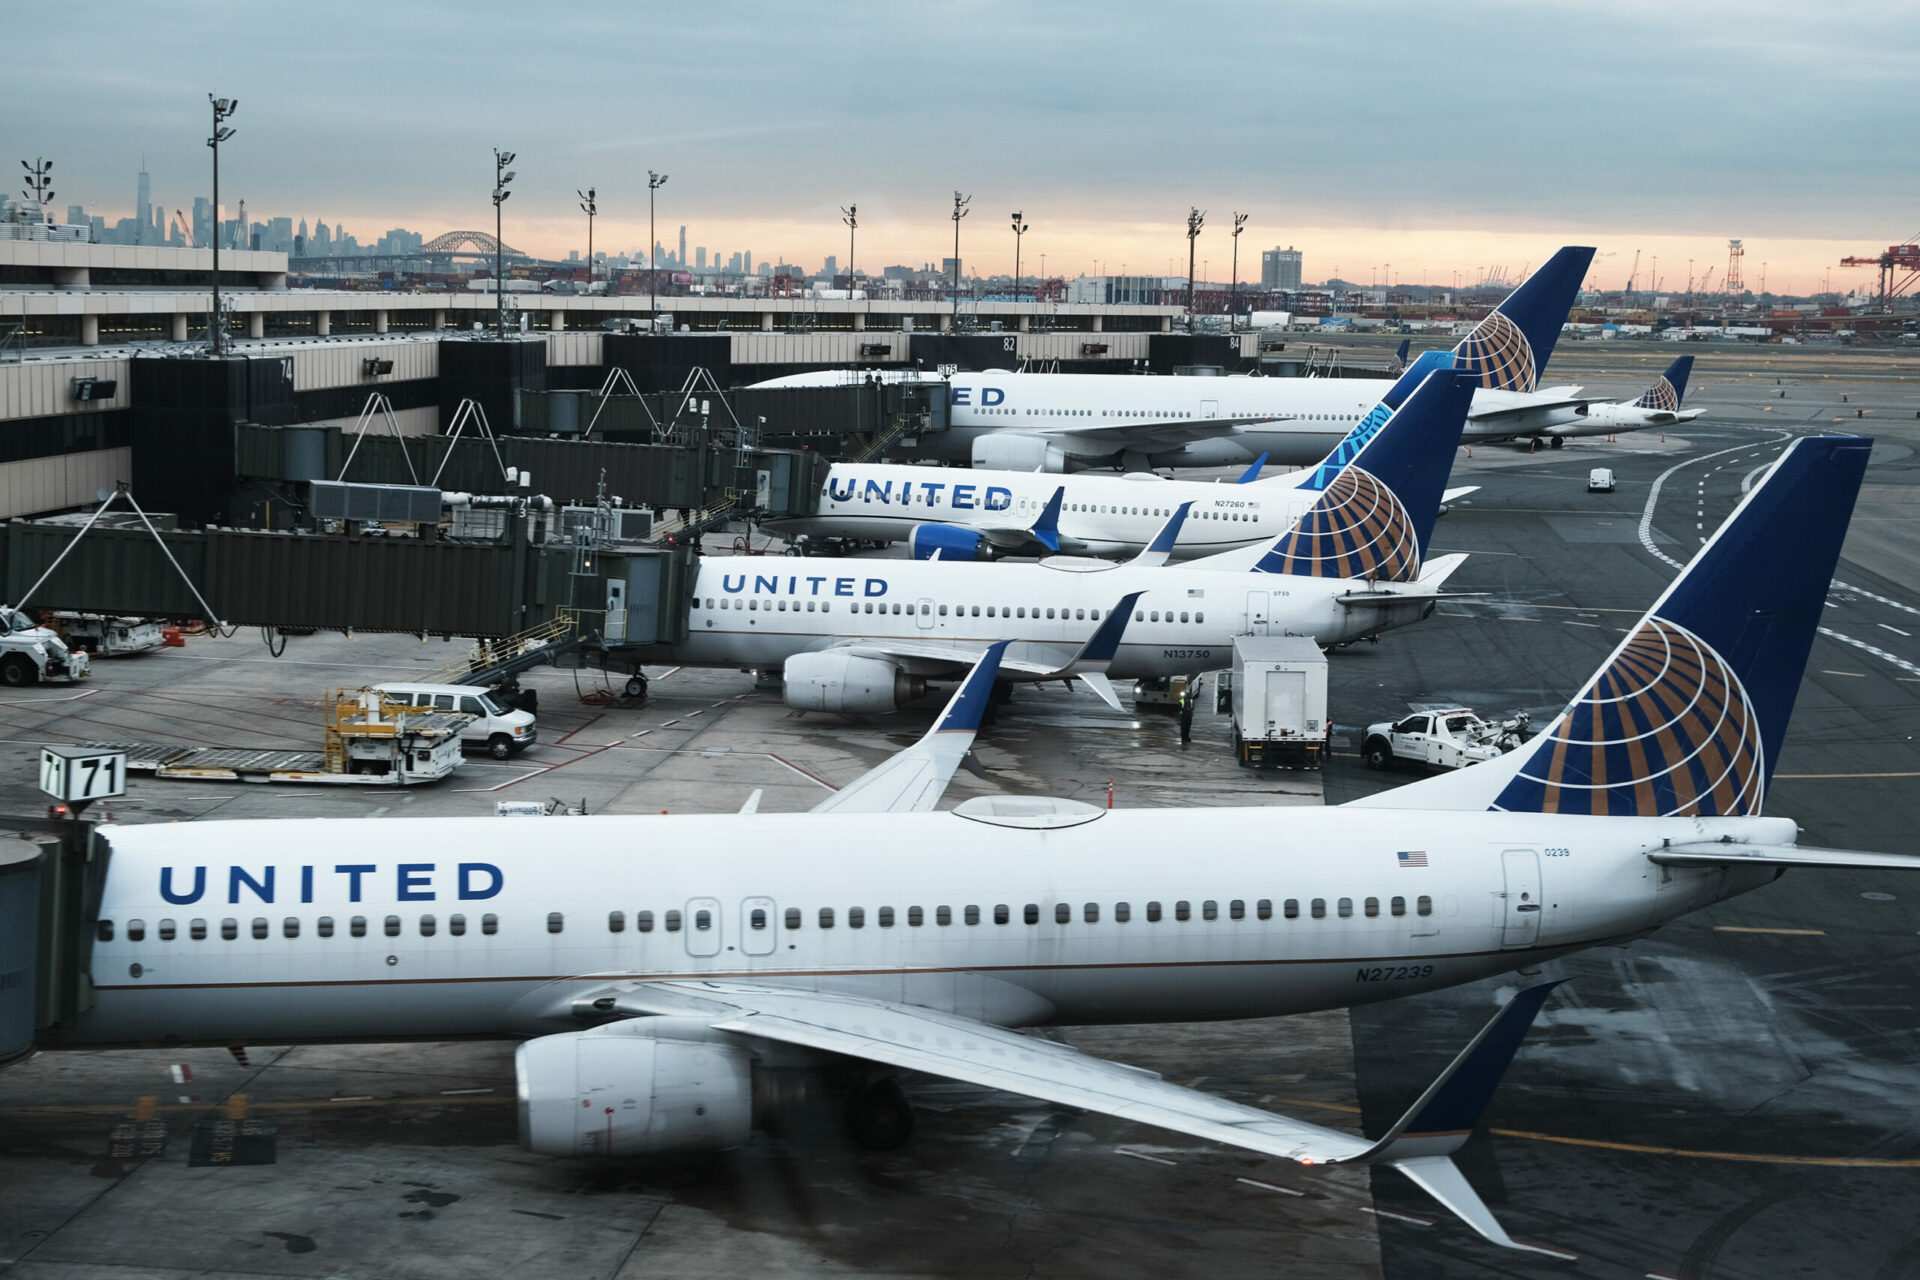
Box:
971;433;1067;473
516;1020;755;1157
908;523;991;562
782;651;925;713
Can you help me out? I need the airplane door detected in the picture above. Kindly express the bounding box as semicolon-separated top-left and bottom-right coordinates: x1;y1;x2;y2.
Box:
605;579;628;644
915;597;936;630
740;896;777;957
684;896;722;957
1201;399;1219;421
1500;849;1542;947
1245;591;1271;636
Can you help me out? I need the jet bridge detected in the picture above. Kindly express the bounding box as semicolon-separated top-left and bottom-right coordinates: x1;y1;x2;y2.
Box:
1;820;107;1064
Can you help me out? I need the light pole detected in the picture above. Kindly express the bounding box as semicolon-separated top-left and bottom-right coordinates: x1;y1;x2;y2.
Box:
648;170;668;327
1009;210;1028;302
577;187;596;288
1185;206;1204;321
19;157;53;225
206;98;237;354
1228;211;1246;332
840;203;857;293
491;149;516;338
950;191;971;310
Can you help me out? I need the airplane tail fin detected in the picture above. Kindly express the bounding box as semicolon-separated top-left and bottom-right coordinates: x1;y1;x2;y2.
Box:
1451;246;1594;391
1393;338;1411;371
1294;350;1457;492
1353;435;1872;815
1632;355;1694;411
1254;369;1474;581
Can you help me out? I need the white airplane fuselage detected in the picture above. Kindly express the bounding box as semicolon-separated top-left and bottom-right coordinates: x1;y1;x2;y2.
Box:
1547;402;1704;439
916;372;1586;468
767;462;1317;558
58;808;1788;1049
664;551;1446;678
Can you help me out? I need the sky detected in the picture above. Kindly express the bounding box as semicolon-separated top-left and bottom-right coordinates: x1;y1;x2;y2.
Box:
11;1;1917;294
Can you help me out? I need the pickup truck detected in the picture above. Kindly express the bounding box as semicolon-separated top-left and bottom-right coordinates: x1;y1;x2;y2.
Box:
1362;707;1529;773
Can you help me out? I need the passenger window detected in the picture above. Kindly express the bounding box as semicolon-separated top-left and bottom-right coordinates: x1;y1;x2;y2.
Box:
1053;903;1070;924
907;906;924;926
546;912;565;934
784;907;801;929
1202;900;1218;921
1084;902;1100;923
1256;899;1272;921
636;910;654;932
1229;899;1245;921
1023;904;1040;925
849;907;865;929
191;918;208;940
1310;899;1326;919
964;905;980;925
249;918;267;940
1046;608;1056;620
819;907;835;929
1364;897;1380;918
97;920;114;942
127;919;146;942
350;916;367;938
665;910;683;932
1390;896;1406;917
220;918;238;940
694;909;712;932
482;913;499;935
283;917;300;939
608;910;626;933
159;918;177;941
420;915;437;937
936;906;952;926
448;914;464;936
993;904;1010;925
1337;898;1354;918
1115;901;1131;922
384;915;401;937
877;907;894;928
1175;900;1191;922
1417;895;1433;917
1147;901;1163;922
1196;612;1204;624
750;908;767;930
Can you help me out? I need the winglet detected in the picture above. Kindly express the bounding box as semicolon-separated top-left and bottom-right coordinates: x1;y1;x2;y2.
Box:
1068;590;1145;669
1028;486;1066;553
932;640;1008;735
1128;502;1193;568
1394;338;1411;372
1235;452;1270;484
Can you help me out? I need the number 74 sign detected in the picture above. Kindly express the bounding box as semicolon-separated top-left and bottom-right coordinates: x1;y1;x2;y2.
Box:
40;746;127;803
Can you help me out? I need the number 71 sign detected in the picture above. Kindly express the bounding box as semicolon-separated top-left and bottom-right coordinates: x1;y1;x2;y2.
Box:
40;746;127;803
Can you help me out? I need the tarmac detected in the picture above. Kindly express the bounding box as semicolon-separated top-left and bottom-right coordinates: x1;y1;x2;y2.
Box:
1;340;1917;1278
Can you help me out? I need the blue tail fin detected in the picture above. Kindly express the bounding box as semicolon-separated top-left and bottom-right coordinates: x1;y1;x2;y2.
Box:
1452;246;1593;392
1028;486;1065;553
1255;370;1474;581
1632;355;1694;410
1297;350;1456;491
1394;338;1411;371
1235;452;1270;484
1490;435;1870;816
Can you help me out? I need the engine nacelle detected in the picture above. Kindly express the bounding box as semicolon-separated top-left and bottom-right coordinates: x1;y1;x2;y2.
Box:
971;433;1067;473
782;651;924;713
908;523;991;562
516;1019;754;1157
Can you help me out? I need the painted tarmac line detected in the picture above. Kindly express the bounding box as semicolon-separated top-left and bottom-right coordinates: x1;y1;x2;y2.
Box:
451;766;551;794
1358;1207;1433;1227
0;687;100;705
1820;670;1867;678
1116;1148;1178;1167
439;1087;494;1096
1879;623;1912;638
1235;1177;1305;1197
1713;926;1828;937
1774;770;1920;780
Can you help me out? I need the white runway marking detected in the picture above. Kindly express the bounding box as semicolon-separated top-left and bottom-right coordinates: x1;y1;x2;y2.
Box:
1879;623;1912;638
1235;1177;1305;1197
1116;1148;1178;1166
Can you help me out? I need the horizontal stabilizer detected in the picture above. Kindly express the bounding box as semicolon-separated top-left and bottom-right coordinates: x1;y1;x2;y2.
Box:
1077;671;1122;712
1650;842;1920;872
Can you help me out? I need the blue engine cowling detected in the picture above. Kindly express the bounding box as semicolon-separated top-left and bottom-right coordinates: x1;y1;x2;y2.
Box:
909;523;991;562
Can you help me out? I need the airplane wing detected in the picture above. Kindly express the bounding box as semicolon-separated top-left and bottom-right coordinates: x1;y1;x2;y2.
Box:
596;978;1570;1259
1035;418;1260;458
1440;485;1479;505
811;643;1006;815
840;591;1145;711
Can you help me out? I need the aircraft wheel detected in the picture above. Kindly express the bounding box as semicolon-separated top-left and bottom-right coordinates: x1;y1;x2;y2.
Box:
1549;436;1566;450
625;674;649;702
846;1077;915;1151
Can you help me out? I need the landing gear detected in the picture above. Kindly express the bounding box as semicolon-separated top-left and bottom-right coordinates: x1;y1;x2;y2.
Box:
845;1077;915;1151
625;673;650;702
1549;435;1566;450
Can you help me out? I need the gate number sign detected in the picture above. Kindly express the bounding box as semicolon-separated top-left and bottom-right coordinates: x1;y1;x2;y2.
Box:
41;746;127;803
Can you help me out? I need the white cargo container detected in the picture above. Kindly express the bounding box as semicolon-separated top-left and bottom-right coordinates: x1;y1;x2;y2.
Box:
1225;636;1329;769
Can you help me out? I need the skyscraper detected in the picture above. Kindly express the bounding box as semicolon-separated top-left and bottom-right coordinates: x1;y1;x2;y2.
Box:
192;197;212;248
695;247;707;270
678;225;687;268
135;163;152;245
744;250;752;275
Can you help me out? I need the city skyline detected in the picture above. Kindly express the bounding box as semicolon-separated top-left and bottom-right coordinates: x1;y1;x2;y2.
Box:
12;2;1914;294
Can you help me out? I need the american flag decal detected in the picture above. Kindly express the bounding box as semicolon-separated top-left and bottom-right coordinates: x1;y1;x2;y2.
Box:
1396;850;1429;869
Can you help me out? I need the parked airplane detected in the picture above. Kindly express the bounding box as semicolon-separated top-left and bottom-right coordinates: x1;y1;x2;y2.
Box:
54;434;1904;1258
1529;355;1701;445
751;246;1595;471
664;368;1474;713
766;352;1475;562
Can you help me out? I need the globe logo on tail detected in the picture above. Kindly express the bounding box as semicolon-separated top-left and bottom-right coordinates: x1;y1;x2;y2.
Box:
1257;467;1420;582
1491;617;1763;817
1633;376;1681;412
1453;311;1538;393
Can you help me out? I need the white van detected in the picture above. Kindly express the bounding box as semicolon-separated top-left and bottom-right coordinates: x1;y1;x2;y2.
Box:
1587;467;1616;493
374;683;537;758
